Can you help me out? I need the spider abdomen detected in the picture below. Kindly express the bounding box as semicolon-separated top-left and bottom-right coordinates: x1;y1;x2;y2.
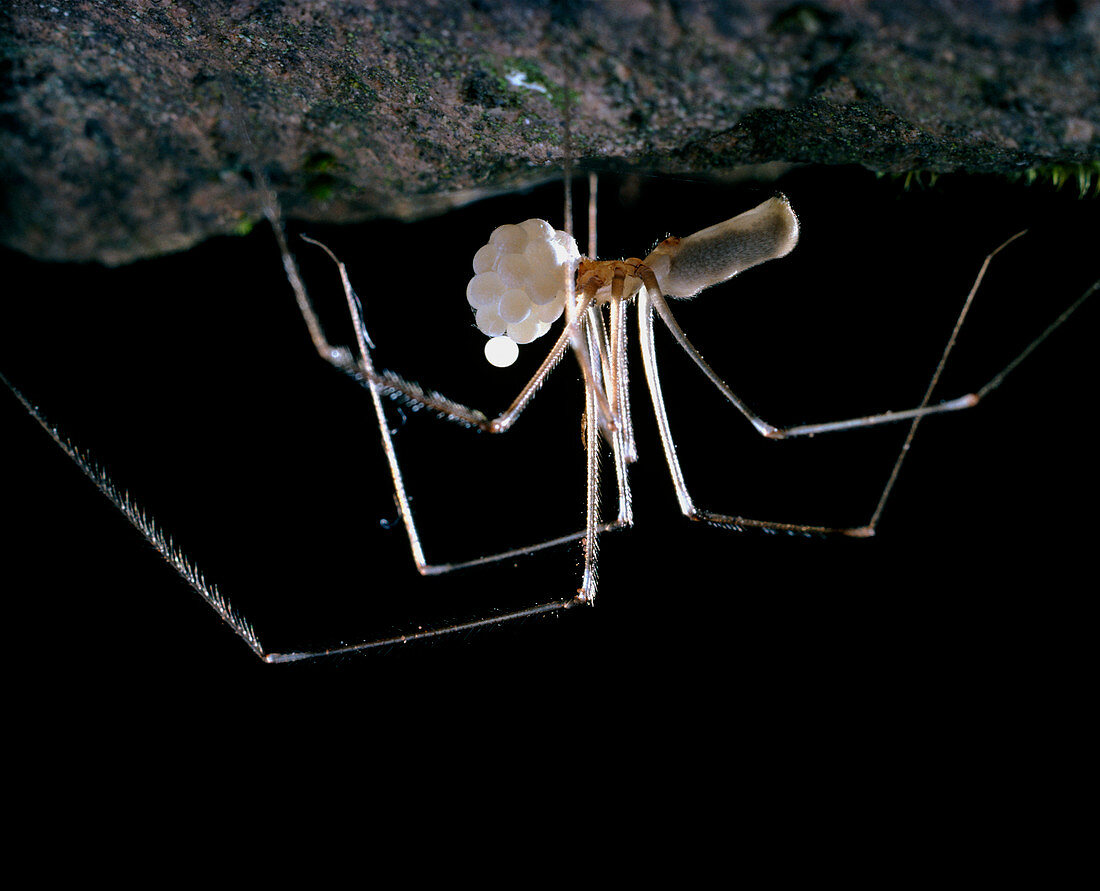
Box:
644;196;800;298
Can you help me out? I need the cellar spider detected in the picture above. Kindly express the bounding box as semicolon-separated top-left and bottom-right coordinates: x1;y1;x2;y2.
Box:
220;165;1091;662
2;165;1095;669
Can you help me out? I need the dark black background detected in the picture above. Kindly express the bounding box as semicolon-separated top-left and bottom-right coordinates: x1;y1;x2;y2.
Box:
3;166;1096;705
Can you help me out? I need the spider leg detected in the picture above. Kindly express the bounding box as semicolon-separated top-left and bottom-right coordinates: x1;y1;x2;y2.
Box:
638;253;1095;536
298;237;632;577
0;336;606;664
772;275;1097;439
643;234;1094;442
640;282;886;536
579;329;603;602
567;291;634;605
295;234;615;435
263;598;578;663
575;295;639;603
266;208;355;369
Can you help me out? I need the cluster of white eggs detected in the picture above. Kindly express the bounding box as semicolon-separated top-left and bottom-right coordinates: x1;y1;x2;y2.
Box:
465;219;580;367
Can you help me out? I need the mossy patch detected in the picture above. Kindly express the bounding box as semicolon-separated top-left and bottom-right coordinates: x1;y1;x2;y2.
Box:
1015;161;1100;199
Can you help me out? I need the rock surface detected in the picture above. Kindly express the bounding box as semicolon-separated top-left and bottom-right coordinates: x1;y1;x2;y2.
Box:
2;0;1097;264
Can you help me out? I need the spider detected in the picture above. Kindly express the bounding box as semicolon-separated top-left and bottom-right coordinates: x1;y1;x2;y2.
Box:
2;166;1095;670
247;156;1092;660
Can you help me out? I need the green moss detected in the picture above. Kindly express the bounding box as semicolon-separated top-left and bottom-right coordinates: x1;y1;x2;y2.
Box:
1015;161;1100;199
875;161;1099;198
472;55;578;111
505;58;548;85
876;169;941;190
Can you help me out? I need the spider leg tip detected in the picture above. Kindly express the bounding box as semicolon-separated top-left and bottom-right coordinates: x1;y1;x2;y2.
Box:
845;526;876;539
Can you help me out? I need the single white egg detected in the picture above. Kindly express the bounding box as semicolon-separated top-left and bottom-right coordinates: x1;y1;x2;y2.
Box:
466;271;504;308
472;243;499;274
506;317;542;344
533;298;565;323
519;219;554;240
523;236;558;267
498;288;532;324
528;268;565;303
496;253;533;291
475;306;507;336
489;224;528;253
484;335;519;367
